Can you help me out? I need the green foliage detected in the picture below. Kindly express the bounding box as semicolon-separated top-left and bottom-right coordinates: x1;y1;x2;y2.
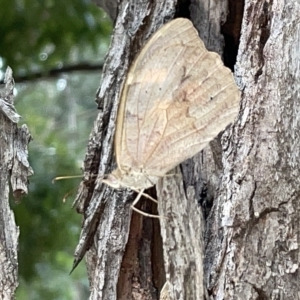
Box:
0;0;112;76
13;73;100;299
1;1;112;297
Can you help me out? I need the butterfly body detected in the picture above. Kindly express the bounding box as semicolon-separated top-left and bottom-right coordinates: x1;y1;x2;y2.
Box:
106;168;159;190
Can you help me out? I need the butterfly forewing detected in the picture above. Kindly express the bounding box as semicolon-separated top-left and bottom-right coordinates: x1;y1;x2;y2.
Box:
115;18;240;180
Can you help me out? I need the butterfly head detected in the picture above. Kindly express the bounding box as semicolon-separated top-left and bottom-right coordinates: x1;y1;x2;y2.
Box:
102;171;122;189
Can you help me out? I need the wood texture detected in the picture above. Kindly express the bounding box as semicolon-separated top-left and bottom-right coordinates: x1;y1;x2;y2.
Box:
205;1;300;299
73;2;179;299
157;169;205;300
0;68;33;300
73;1;240;299
73;1;300;299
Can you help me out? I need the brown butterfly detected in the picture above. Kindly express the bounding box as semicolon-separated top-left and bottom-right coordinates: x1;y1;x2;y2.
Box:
103;18;240;215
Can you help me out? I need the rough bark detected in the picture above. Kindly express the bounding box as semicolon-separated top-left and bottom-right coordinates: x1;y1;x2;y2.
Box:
205;1;300;299
0;68;33;300
155;1;240;299
73;0;243;299
73;1;178;299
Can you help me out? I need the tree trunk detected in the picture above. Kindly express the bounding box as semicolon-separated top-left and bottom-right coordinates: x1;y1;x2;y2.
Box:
205;1;300;299
0;68;33;300
74;0;299;299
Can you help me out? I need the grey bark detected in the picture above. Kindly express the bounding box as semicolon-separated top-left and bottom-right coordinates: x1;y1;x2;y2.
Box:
0;68;33;300
73;0;233;299
73;1;179;299
205;1;300;299
72;0;300;299
74;0;226;299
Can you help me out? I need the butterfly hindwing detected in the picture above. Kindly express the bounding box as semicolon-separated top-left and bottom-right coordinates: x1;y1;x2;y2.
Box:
115;18;240;178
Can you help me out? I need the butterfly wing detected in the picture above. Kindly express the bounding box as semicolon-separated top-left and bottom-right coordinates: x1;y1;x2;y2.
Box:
115;18;240;177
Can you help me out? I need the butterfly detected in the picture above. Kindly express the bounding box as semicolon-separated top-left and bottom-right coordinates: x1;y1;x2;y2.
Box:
103;18;240;215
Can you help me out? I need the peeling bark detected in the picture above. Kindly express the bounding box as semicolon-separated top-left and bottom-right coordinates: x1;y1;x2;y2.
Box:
73;1;178;299
0;68;33;300
205;1;300;299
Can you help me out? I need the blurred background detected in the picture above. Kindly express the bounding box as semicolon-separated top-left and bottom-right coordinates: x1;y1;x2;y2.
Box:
1;1;112;299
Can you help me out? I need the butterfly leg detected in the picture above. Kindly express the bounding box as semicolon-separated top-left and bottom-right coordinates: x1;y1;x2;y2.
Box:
131;188;157;204
131;189;161;218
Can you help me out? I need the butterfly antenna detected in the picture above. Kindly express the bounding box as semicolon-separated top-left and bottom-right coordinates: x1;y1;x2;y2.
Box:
52;175;83;183
52;174;99;184
62;189;76;203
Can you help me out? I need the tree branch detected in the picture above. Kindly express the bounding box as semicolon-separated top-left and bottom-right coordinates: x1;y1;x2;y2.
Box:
0;62;104;84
